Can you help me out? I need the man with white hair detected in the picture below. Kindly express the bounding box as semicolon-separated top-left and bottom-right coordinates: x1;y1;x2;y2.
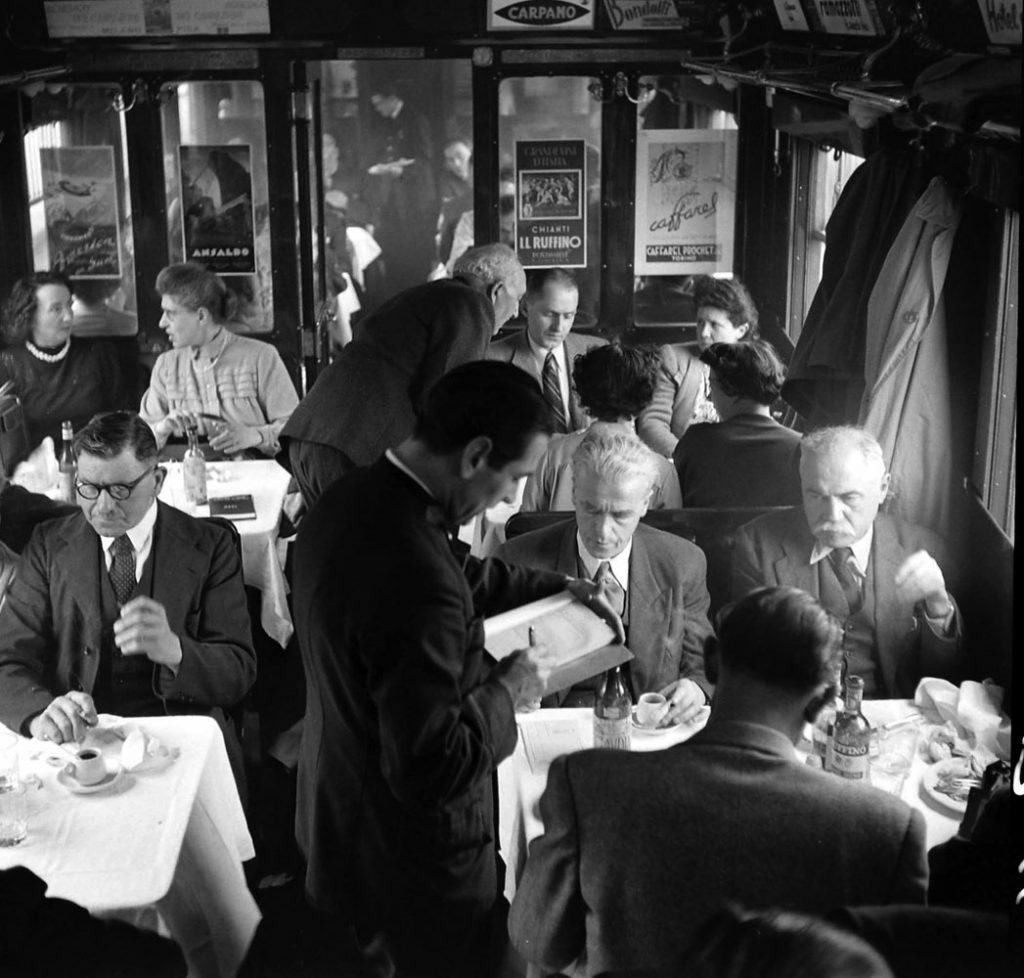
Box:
733;425;964;698
498;424;711;717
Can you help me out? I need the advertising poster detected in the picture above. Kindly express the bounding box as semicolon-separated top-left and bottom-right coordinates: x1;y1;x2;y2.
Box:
489;0;594;30
634;129;737;276
515;140;586;269
773;0;811;31
43;0;270;38
603;0;700;30
40;146;122;278
806;0;880;35
179;144;256;275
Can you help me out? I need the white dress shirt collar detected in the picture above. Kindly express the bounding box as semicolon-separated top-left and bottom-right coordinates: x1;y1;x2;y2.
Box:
99;500;158;581
809;524;874;575
385;449;435;500
576;531;632;590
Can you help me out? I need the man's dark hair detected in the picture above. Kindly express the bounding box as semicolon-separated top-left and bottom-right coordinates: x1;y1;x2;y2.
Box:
525;267;578;299
2;271;73;344
415;361;554;469
73;411;159;465
701;340;785;406
714;587;841;693
693;275;759;335
573;341;662;421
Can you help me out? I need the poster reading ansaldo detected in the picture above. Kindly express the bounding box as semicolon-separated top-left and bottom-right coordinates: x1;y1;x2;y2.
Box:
515;140;587;269
634;129;737;275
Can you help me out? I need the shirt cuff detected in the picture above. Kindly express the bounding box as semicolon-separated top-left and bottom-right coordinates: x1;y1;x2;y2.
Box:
923;604;956;636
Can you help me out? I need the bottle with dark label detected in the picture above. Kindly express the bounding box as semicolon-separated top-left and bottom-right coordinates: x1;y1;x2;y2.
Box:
594;666;631;751
56;420;75;503
183;425;208;506
830;675;871;780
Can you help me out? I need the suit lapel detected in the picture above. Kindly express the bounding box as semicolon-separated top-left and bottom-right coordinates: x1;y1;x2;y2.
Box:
149;504;206;624
775;514;818;597
56;518;105;642
510;333;540;381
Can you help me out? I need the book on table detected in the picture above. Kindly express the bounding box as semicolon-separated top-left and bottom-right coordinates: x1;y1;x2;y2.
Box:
484;590;632;695
209;494;257;520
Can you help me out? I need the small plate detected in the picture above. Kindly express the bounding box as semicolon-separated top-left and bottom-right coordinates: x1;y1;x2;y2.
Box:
920;758;975;815
631;707;683;736
56;766;125;795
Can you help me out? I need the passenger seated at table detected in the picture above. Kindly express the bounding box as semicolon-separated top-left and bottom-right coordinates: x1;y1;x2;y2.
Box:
733;425;964;698
0;411;255;777
521;340;681;511
508;587;928;977
140;262;298;459
499;425;710;714
637;275;759;458
673;340;801;508
0;459;76;554
0;271;128;453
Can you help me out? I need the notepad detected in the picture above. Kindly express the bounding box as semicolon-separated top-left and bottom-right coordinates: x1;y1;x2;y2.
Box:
209;494;257;520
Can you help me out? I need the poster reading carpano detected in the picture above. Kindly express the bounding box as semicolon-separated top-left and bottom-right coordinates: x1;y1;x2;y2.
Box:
179;144;256;275
634;129;737;275
40;146;122;278
515;140;587;269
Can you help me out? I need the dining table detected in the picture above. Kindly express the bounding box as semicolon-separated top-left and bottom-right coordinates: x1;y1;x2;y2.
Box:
159;458;294;649
497;698;964;905
0;715;261;978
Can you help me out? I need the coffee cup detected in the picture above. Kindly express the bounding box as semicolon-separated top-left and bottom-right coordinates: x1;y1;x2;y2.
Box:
636;692;668;728
66;748;107;786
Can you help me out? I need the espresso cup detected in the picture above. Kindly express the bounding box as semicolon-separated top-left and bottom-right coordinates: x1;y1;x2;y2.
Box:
636;692;668;728
67;748;107;786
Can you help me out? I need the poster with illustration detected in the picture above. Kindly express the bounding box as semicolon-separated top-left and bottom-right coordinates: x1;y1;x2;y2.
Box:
179;144;256;275
515;140;586;269
40;146;122;278
634;129;737;275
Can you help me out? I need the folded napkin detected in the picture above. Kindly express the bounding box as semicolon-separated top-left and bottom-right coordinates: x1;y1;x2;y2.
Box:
11;436;57;494
914;677;1011;764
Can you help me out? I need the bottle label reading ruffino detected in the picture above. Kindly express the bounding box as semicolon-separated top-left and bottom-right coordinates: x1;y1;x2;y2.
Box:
594;716;631;751
831;742;868;779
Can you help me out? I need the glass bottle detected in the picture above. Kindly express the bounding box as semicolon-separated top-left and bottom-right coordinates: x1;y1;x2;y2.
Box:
594;666;631;751
812;656;846;770
830;675;872;780
56;420;75;503
183;425;208;506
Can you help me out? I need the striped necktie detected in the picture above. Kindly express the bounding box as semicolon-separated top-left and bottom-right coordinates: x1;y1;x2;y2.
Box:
594;560;626;618
828;546;863;615
542;351;569;433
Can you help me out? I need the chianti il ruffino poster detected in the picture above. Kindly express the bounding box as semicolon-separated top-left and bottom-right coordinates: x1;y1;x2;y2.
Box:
40;146;122;278
634;129;737;275
179;144;256;275
515;140;587;269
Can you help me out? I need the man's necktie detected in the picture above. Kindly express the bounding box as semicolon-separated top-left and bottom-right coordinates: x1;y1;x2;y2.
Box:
594;560;626;618
828;546;863;615
109;534;136;606
542;351;569;433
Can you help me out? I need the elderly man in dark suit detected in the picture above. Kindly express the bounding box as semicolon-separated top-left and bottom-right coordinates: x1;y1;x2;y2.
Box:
486;267;605;434
499;423;710;718
279;243;527;507
0;411;254;756
293;362;623;978
733;425;964;698
509;587;928;976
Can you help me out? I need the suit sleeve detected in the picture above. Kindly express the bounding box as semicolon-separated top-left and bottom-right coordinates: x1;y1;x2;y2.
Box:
463;553;567;618
415;290;493;406
509;754;587;970
636;345;681;458
675;549;714;695
889;808;929;904
0;530;61;733
158;526;256;710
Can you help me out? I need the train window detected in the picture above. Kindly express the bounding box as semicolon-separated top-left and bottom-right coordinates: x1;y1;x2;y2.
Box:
160;81;273;333
787;144;864;340
21;84;138;335
315;59;473;312
498;76;602;326
972;210;1017;541
632;74;738;328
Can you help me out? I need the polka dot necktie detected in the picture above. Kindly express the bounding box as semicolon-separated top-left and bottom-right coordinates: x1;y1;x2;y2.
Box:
108;534;136;606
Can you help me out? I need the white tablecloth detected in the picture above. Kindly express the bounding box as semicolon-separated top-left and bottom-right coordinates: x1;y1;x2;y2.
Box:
0;716;260;978
498;700;962;904
160;459;294;648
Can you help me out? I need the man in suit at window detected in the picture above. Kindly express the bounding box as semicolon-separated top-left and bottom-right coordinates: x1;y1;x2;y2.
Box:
486;267;605;434
0;411;254;768
732;425;964;698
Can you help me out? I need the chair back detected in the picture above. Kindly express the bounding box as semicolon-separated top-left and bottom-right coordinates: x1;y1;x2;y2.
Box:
0;394;30;476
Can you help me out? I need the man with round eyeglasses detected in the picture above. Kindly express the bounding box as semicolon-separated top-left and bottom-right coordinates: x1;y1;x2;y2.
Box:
0;411;255;767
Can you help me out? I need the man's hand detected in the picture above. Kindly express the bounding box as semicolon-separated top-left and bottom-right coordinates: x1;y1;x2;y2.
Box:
894;550;951;619
113;597;183;671
209;422;261;455
656;678;707;726
493;641;557;711
564;577;626;644
28;691;98;744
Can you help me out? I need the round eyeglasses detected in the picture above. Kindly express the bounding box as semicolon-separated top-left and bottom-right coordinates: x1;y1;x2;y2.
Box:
75;467;156;501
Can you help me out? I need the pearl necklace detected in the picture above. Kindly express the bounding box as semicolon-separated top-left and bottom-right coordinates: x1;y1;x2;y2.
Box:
26;338;71;363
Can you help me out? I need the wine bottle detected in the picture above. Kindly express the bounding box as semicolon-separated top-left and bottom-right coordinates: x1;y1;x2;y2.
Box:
830;675;872;780
183;425;208;506
594;666;631;751
56;420;75;503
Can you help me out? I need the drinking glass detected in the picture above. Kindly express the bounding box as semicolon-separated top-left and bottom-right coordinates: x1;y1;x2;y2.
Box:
0;729;19;791
0;780;28;847
869;724;920;797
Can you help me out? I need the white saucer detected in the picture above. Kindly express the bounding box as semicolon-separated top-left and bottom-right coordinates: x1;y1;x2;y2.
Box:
920;758;974;815
56;766;125;795
631;708;683;736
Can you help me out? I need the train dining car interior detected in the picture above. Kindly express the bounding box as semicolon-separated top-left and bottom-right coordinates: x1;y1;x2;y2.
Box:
0;2;1018;975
